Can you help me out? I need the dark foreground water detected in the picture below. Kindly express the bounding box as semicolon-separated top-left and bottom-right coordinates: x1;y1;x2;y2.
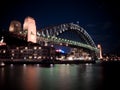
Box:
0;63;120;90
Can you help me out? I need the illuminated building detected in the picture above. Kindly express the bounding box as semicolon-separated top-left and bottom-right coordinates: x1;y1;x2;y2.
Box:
0;44;55;60
23;16;37;43
9;20;22;32
0;16;55;61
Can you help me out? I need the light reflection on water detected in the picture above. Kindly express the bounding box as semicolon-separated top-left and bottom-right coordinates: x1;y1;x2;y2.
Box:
0;63;120;90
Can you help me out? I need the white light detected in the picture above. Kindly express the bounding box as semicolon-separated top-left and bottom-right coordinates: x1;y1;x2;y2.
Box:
24;57;26;60
39;47;41;49
34;46;37;50
12;54;14;56
37;64;39;67
21;50;23;53
29;56;32;59
10;64;13;67
86;63;89;65
16;47;19;50
0;62;5;66
25;47;28;49
68;56;73;60
37;56;41;59
3;50;6;53
23;64;26;67
50;64;53;67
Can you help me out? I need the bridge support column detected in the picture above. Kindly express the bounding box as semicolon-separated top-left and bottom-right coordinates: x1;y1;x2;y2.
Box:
97;44;103;59
23;16;37;43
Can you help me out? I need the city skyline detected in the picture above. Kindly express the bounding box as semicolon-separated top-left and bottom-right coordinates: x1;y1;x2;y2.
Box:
0;0;120;55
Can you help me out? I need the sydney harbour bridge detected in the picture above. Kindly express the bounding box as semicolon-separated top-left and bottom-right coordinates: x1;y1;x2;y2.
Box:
5;16;100;61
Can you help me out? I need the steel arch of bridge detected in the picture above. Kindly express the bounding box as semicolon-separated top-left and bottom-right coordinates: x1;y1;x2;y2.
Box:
41;23;96;47
37;23;99;53
38;23;96;47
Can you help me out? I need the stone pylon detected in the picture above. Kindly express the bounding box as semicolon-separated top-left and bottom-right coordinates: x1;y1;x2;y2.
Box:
23;16;37;43
97;44;103;59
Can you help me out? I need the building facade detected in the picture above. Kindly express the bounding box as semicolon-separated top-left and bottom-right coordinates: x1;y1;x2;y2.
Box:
0;45;56;61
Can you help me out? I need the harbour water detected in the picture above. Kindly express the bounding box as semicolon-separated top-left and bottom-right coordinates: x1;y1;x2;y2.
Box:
0;63;120;90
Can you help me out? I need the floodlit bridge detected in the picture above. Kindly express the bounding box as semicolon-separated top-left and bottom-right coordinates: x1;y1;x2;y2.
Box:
37;23;98;52
8;17;100;60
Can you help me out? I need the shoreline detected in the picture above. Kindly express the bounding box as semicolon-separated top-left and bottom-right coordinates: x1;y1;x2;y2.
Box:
1;59;96;65
1;59;120;67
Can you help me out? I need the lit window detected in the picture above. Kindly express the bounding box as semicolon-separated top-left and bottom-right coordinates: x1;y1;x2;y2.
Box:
34;47;37;50
21;50;23;53
39;47;41;49
34;56;37;59
43;56;45;59
24;57;26;60
51;45;53;47
16;47;19;50
51;57;53;59
3;50;6;53
29;56;32;59
45;43;48;46
20;31;22;34
37;56;41;59
60;43;62;45
66;44;68;46
12;50;14;53
25;47;28;49
12;54;14;56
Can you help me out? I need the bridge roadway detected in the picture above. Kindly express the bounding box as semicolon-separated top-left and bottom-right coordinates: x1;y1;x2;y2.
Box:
37;35;99;52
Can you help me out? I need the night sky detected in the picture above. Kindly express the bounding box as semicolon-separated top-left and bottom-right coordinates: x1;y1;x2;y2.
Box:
0;0;120;55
